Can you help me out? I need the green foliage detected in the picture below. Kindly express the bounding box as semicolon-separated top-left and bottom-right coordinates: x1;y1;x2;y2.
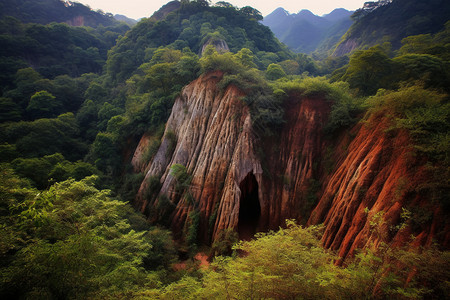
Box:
0;0;120;27
265;63;286;80
0;172;177;299
154;220;450;299
11;153;98;189
0;143;17;162
274;76;363;134
392;54;449;91
186;209;200;254
201;221;342;299
26;90;62;119
143;176;162;208
89;132;121;175
199;46;243;73
367;85;448;159
366;86;449;207
341;46;395;96
338;0;450;53
335;14;450;96
0;97;22;122
105;1;284;83
211;228;239;256
170;163;192;195
97;102;124;131
0;17;128;79
0;112;87;160
143;139;162;164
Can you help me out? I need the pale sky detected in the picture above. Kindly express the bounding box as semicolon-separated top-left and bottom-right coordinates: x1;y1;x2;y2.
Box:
74;0;367;20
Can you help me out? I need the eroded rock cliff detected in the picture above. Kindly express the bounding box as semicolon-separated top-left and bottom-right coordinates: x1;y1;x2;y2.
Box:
308;111;449;259
134;72;330;242
132;72;447;256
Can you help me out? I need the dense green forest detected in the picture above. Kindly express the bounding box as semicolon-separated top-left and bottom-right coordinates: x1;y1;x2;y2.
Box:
0;0;449;298
334;0;450;55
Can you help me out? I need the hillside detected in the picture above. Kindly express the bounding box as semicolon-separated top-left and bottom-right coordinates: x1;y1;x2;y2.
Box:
262;8;353;54
334;0;450;55
105;0;287;83
0;0;121;27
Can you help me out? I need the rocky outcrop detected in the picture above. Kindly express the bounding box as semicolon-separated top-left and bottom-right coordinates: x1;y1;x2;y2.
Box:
258;94;331;229
135;71;259;241
133;72;447;256
308;112;449;259
65;15;85;26
200;38;230;56
134;72;330;242
332;38;359;57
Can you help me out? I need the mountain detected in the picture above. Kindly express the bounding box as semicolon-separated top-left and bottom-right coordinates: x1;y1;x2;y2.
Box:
150;0;182;21
334;0;450;56
0;0;120;27
262;8;353;54
323;8;353;22
114;14;137;26
0;1;130;84
106;1;285;83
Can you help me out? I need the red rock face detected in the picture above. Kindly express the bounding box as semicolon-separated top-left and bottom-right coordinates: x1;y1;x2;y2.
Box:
134;73;331;242
135;71;261;241
65;16;85;26
133;73;447;255
258;94;331;230
308;112;449;259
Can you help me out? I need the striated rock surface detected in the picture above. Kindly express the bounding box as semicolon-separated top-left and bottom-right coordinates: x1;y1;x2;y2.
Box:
308;112;449;259
134;72;330;242
200;38;230;56
332;38;359;57
258;94;331;230
135;71;260;241
133;72;447;256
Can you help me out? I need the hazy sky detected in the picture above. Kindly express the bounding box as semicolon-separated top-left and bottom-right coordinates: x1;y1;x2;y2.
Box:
75;0;367;19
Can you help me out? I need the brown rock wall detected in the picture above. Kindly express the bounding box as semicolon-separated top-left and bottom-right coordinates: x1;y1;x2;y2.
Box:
133;73;447;256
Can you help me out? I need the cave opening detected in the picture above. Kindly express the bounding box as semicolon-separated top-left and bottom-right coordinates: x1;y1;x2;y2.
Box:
238;173;261;240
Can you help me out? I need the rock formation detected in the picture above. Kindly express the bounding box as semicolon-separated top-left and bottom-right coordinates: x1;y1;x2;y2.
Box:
133;72;448;256
308;111;449;259
200;38;230;55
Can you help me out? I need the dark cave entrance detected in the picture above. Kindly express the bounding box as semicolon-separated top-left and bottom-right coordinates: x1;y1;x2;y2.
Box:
238;173;261;240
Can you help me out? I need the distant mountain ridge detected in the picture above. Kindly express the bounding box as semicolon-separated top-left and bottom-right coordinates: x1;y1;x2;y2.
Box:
262;8;353;54
114;14;137;26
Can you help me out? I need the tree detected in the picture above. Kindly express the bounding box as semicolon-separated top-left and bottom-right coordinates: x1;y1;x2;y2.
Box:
97;102;123;131
341;46;394;95
235;48;257;68
215;1;234;8
279;59;300;75
90;132;121;175
240;6;263;21
26;90;62;119
201;221;343;299
176;51;200;83
0;97;22;122
0;174;176;299
393;53;449;90
265;63;286;80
